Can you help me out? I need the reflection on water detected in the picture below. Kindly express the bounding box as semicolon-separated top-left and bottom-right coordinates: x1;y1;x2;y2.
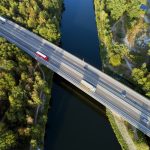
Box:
44;75;121;150
44;0;121;149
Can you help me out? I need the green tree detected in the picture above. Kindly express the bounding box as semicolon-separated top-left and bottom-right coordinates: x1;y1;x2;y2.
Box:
109;54;121;66
0;131;17;150
132;63;150;97
0;0;62;149
106;0;127;20
108;43;129;66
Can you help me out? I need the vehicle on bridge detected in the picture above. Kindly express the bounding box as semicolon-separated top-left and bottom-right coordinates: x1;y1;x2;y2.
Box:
81;80;96;92
0;16;6;24
121;90;127;98
36;51;48;61
142;117;149;126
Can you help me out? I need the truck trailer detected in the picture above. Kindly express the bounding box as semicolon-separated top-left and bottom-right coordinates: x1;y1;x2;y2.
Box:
81;80;96;92
36;51;49;61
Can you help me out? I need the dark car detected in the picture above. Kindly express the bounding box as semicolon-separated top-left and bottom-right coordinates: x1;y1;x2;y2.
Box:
121;90;127;98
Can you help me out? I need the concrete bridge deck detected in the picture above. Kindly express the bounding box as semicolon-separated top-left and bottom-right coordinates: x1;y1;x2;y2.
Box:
0;18;150;136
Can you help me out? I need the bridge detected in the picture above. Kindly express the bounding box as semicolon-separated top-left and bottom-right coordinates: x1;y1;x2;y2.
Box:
0;18;150;137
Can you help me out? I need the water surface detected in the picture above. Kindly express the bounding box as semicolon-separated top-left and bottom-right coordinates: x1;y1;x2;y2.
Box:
44;0;121;149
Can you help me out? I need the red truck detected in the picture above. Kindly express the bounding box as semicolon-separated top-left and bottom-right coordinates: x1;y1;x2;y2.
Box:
36;51;48;61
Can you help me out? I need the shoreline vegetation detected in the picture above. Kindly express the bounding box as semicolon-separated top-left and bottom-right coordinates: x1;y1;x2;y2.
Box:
94;0;149;149
0;0;63;149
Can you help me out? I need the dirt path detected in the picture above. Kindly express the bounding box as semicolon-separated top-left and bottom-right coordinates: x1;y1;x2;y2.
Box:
34;64;45;124
111;15;134;71
30;63;46;150
112;112;137;150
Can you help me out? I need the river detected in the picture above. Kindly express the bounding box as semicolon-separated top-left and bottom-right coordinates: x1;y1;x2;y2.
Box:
44;0;121;149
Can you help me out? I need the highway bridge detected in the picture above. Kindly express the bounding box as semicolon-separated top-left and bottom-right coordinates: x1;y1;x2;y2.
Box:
0;18;150;137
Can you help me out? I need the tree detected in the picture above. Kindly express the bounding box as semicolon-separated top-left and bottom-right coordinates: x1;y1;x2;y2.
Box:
132;63;150;97
0;0;62;149
127;0;145;19
108;43;129;66
27;18;37;28
0;131;17;150
106;0;127;20
18;2;27;16
30;139;37;149
39;11;49;24
109;54;121;66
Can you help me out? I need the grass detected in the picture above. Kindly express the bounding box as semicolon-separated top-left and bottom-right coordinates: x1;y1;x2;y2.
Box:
107;109;149;150
106;109;129;150
127;125;149;150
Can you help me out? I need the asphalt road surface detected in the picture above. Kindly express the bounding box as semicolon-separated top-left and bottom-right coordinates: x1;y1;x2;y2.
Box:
0;18;150;136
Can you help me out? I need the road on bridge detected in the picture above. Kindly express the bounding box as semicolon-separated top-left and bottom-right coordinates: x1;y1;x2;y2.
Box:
0;18;150;136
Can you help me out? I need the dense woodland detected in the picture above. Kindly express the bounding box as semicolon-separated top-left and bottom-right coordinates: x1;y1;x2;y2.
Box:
95;0;150;98
0;0;62;42
94;0;150;149
0;0;62;149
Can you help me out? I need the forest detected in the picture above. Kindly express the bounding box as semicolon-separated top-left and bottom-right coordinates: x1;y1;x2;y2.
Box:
0;0;62;149
94;0;150;98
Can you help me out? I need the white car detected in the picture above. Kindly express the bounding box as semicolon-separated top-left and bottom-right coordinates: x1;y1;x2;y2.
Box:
0;16;6;23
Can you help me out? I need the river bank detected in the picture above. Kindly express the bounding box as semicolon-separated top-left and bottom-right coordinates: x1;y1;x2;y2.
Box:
94;0;149;150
